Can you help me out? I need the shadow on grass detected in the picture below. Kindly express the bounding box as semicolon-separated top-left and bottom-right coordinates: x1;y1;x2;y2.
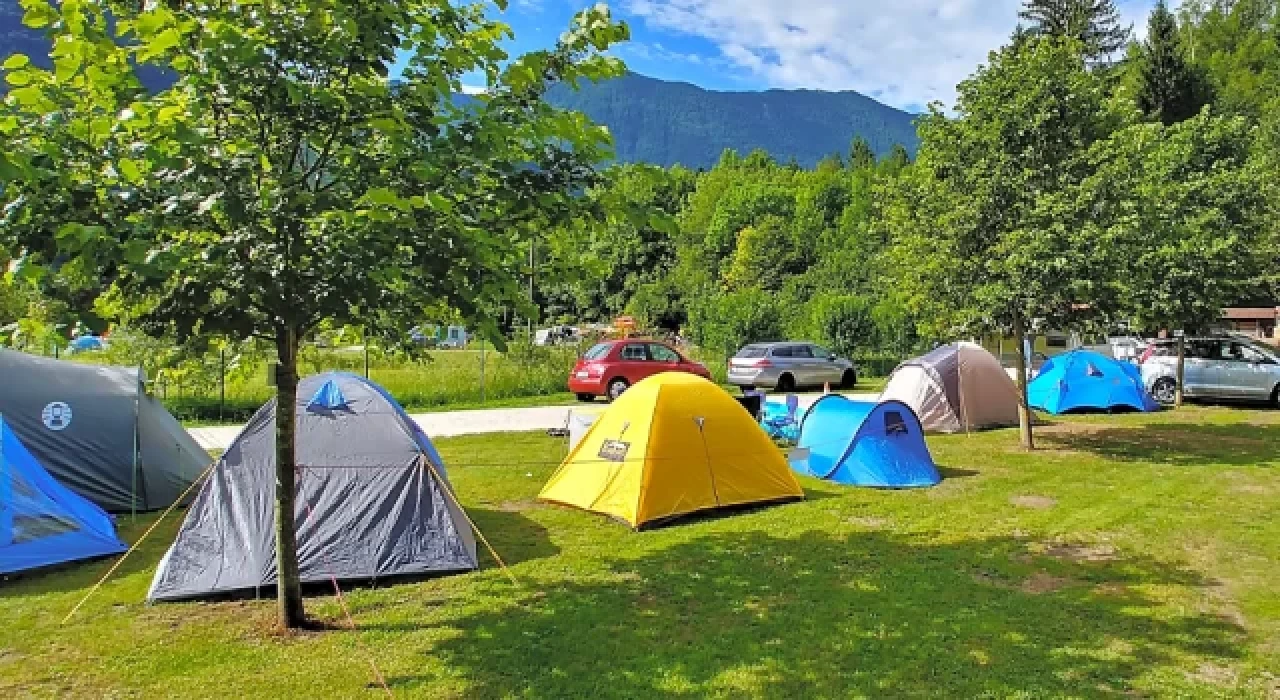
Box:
937;465;980;479
1040;422;1280;467
466;508;560;568
389;530;1245;697
0;511;184;597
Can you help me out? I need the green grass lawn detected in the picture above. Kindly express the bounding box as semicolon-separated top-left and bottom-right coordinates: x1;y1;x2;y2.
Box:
3;406;1278;698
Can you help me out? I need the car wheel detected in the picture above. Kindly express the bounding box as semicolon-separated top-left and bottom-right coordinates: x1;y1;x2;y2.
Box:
776;373;796;393
576;393;595;403
1151;377;1177;405
840;370;857;390
606;378;630;402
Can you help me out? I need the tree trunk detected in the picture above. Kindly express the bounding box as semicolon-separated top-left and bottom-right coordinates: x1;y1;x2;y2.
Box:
274;326;306;628
1174;335;1185;409
1012;314;1035;450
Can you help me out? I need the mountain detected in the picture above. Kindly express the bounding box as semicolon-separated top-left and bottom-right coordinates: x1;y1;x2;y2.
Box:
544;72;920;170
3;4;917;169
1;3;173;93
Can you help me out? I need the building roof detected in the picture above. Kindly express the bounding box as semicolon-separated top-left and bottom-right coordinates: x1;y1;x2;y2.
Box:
1223;307;1280;321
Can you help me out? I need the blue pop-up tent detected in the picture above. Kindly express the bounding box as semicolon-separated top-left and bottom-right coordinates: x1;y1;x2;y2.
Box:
1;416;126;575
1028;350;1159;414
794;396;940;488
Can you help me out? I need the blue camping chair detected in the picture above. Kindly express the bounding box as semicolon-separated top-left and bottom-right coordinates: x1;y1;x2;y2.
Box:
762;394;800;441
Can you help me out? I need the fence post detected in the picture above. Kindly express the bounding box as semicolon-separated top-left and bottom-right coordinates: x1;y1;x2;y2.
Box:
480;338;486;403
364;329;370;378
219;348;226;422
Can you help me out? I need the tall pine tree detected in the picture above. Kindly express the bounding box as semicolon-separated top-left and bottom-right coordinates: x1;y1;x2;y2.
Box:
849;136;877;171
1136;0;1214;124
1019;0;1131;61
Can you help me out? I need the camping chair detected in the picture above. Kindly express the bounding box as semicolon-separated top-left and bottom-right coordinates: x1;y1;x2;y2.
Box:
763;394;800;440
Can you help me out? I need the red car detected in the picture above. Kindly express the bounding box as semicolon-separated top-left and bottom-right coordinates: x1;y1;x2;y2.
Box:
569;339;712;401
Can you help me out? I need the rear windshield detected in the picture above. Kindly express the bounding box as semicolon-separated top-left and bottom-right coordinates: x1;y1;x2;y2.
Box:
583;343;612;360
736;345;768;358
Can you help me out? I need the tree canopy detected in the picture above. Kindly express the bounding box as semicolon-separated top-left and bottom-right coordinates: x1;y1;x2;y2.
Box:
1;0;631;628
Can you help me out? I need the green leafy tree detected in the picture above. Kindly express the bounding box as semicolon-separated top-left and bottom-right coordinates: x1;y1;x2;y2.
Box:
884;37;1119;449
721;215;800;291
1176;0;1280;118
2;0;628;628
1019;0;1132;61
1100;112;1275;404
1136;0;1214;124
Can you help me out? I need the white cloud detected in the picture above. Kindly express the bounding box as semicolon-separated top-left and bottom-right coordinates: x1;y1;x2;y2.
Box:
623;0;1156;110
460;84;488;95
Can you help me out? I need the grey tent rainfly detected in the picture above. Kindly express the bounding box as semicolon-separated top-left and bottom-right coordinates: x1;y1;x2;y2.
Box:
0;349;210;513
147;372;478;603
878;342;1021;433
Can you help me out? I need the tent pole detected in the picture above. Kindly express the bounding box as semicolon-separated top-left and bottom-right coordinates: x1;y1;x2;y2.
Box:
133;368;141;522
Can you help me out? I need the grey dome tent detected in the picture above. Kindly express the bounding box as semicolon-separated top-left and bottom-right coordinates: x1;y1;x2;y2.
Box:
879;342;1020;433
147;372;477;603
0;349;210;513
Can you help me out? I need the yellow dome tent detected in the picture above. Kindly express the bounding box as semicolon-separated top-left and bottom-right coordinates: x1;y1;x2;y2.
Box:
538;372;803;528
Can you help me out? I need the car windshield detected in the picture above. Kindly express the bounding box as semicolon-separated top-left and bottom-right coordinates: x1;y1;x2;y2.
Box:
583;343;612;360
736;345;768;358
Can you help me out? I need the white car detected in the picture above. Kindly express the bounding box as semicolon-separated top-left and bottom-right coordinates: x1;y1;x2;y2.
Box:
1140;337;1280;406
1076;334;1148;362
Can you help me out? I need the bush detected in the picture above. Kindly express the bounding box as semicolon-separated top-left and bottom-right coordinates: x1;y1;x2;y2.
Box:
687;288;785;358
798;293;877;359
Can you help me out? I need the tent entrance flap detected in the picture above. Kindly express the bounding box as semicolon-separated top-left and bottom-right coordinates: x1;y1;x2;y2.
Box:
1;416;127;575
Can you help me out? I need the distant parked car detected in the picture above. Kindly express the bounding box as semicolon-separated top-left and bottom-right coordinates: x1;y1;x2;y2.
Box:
568;339;712;402
1140;337;1280;406
1076;334;1148;362
728;342;857;392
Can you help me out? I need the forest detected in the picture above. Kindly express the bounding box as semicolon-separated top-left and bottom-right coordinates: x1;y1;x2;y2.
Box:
3;0;1279;372
530;0;1280;363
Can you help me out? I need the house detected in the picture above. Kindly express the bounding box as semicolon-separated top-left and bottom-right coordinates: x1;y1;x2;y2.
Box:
1217;307;1279;344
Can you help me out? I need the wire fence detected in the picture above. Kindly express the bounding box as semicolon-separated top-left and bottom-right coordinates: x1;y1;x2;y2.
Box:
11;332;910;424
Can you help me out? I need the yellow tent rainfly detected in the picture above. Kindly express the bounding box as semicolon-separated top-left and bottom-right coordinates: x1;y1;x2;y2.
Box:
538;372;803;528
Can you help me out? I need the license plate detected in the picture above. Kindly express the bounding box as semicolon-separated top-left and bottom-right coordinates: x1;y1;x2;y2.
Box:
575;371;589;379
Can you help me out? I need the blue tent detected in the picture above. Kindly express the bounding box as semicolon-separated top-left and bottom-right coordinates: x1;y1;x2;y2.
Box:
1028;350;1159;414
794;396;940;488
1;416;126;575
68;335;105;352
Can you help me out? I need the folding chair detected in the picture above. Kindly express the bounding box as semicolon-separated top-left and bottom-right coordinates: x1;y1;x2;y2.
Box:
762;393;800;440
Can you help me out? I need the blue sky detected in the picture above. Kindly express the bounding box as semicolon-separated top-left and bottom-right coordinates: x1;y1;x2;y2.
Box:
410;0;1158;113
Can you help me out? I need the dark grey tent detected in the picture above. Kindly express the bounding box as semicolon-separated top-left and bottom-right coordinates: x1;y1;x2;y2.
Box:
147;372;477;602
0;349;210;512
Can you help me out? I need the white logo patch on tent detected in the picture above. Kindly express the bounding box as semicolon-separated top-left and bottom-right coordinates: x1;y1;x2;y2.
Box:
42;401;72;431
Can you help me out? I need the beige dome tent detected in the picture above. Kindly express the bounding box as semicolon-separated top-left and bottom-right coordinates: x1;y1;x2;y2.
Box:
880;342;1019;433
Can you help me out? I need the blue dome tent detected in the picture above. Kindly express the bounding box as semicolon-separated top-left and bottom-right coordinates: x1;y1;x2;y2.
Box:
794;396;940;488
2;416;126;575
1027;350;1159;414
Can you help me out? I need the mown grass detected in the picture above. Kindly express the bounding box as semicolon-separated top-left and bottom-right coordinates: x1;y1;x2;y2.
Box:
4;406;1276;698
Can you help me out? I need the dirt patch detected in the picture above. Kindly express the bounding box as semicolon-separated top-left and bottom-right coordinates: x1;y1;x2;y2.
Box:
1093;582;1130;597
1187;662;1238;687
497;500;538;512
1043;542;1119;563
1010;495;1057;509
1020;571;1073;594
846;516;890;528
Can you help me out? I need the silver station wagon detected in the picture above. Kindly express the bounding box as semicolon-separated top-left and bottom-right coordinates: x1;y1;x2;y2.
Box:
728;342;858;392
1140;336;1280;406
